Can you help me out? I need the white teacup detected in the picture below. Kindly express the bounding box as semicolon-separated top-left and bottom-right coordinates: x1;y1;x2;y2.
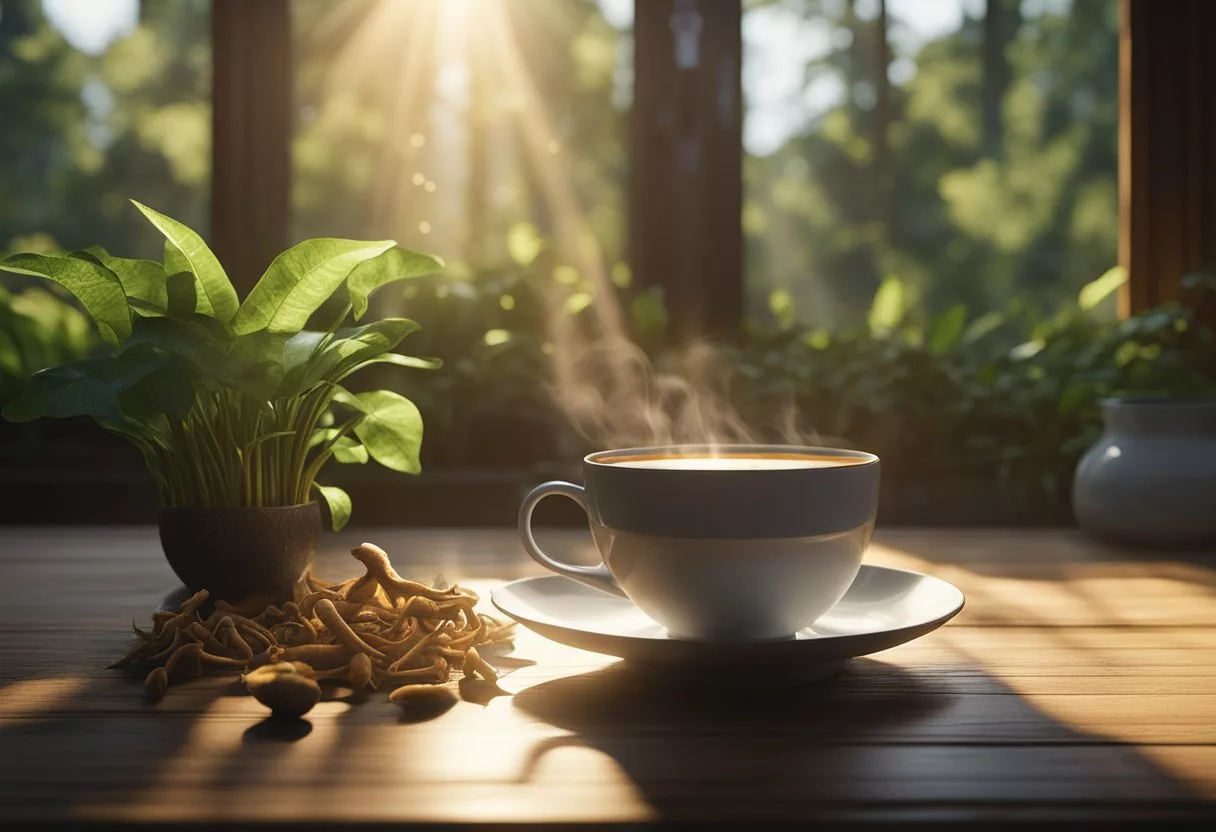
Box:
518;444;880;641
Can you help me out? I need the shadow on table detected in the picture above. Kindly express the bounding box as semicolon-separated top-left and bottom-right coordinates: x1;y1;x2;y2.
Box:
514;657;945;738
512;656;1209;826
242;714;315;743
0;665;333;821
0;674;226;811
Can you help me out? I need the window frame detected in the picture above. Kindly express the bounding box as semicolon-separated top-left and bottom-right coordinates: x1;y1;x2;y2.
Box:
210;0;1209;327
211;0;292;296
1118;0;1216;320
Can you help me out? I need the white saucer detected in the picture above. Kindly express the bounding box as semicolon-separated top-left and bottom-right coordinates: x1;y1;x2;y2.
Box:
492;565;964;678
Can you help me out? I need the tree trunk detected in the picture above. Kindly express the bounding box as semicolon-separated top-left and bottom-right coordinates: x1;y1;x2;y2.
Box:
844;0;860;135
0;0;34;39
982;0;1020;158
874;0;891;228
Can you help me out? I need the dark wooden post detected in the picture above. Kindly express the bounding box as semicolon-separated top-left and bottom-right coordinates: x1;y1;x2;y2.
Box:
981;0;1019;160
211;0;292;295
873;0;891;230
1119;0;1216;318
630;0;743;342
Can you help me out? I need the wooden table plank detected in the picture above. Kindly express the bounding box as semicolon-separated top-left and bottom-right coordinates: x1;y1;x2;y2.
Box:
0;526;1214;826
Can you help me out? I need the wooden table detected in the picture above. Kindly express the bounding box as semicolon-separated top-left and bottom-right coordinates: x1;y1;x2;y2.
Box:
1;527;1215;828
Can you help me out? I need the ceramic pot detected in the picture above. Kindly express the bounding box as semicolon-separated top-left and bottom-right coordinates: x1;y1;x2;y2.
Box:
158;503;320;602
1072;398;1216;547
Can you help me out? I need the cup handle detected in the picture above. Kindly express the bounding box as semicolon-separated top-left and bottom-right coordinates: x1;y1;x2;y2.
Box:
518;481;629;598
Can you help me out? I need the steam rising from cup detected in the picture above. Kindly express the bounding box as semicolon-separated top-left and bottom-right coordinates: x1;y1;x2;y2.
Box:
537;285;819;453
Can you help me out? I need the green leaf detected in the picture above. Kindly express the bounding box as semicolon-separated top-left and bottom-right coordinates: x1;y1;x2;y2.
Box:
1;346;168;423
1181;266;1216;293
73;247;169;315
332;436;369;464
7;287;93;360
0;253;132;347
313;429;369;464
963;311;1004;344
281;330;327;375
75;245;108;263
117;365;197;419
280;318;420;395
347;246;443;321
323;318;419;367
218;330;290;398
127;298;168;317
629;289;668;340
132;200;238;322
1114;341;1140;367
333;388;423;474
801;328;831;350
1078;266;1126;311
233;238;396;335
164;239;189;278
337;351;442;381
119;314;229;373
768;288;795;329
314;483;352;531
927;304;967;355
166;271;198;318
867;276;906;337
0;303;43;376
1009;339;1045;361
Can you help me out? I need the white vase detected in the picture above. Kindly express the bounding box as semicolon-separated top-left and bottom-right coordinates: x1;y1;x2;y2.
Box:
1073;398;1216;547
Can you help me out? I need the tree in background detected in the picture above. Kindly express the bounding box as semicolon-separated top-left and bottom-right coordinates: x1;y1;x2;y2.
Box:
746;0;1119;330
0;0;210;260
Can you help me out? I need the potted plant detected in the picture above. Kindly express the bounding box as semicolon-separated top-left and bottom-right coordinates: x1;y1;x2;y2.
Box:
0;200;442;600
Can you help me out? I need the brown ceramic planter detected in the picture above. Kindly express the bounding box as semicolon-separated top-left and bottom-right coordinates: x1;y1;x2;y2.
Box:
158;503;320;603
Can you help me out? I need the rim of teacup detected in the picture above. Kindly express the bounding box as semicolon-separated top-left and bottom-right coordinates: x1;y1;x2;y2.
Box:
584;443;880;469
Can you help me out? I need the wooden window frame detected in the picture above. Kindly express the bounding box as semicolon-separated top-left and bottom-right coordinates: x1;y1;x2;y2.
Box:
1119;0;1216;320
630;0;742;342
211;0;292;296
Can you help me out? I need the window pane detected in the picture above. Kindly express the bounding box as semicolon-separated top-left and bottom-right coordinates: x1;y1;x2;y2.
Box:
292;0;631;467
0;0;211;258
292;0;629;279
743;0;1119;328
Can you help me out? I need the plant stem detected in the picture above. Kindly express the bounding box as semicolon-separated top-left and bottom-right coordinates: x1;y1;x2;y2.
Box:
302;415;361;486
326;302;352;334
151;372;359;510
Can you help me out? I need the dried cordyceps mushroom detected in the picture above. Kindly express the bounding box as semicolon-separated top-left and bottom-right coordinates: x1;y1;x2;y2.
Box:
389;683;458;717
462;646;499;682
144;666;168;699
243;664;323;718
112;542;517;715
